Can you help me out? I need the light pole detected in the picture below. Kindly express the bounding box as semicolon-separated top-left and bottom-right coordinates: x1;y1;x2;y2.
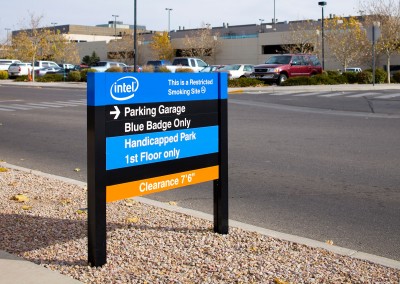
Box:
133;1;137;72
273;0;276;30
5;28;10;42
51;22;57;34
165;8;173;35
259;19;264;32
372;21;381;85
112;14;119;40
318;1;327;70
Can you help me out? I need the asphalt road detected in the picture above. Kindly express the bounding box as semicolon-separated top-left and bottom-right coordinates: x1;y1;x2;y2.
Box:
0;84;399;261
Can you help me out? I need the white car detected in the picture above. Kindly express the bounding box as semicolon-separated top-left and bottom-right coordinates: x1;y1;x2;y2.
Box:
91;61;127;72
0;59;21;71
7;62;32;78
33;60;61;70
345;67;362;73
217;64;254;79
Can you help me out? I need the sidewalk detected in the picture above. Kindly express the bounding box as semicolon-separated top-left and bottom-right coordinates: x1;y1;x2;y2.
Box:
0;163;399;283
0;250;82;284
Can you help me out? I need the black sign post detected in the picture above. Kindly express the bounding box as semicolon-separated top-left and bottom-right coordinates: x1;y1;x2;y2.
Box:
214;98;228;234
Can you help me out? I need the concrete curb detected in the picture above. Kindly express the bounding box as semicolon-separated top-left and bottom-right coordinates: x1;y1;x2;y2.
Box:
2;162;400;270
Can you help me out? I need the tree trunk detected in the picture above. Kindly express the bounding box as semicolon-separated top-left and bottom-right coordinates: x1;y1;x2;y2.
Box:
387;54;391;84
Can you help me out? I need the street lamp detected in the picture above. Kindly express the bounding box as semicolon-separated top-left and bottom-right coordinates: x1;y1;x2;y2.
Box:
372;21;381;85
5;28;10;42
273;0;276;30
51;22;57;33
112;14;119;40
165;8;173;35
133;1;137;72
259;19;264;32
318;1;327;70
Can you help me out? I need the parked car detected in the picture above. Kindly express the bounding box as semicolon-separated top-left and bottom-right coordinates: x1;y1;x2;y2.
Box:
344;67;362;73
33;61;61;70
91;61;127;72
35;67;63;77
146;60;171;72
0;59;21;71
123;65;143;72
58;63;76;70
217;64;254;79
200;65;226;73
7;62;32;78
251;54;323;85
165;57;208;73
46;68;68;78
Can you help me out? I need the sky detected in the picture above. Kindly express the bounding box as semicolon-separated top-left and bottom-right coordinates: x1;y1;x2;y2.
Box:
1;0;363;41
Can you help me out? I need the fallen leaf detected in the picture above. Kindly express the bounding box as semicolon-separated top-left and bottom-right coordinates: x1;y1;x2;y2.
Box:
11;194;29;202
274;277;289;284
76;208;87;214
124;199;137;206
21;205;32;210
60;199;72;205
0;167;8;172
168;201;177;206
126;217;139;223
74;168;81;172
325;240;334;245
249;246;258;252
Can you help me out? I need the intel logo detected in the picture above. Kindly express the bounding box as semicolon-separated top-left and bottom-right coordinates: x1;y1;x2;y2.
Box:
110;76;139;101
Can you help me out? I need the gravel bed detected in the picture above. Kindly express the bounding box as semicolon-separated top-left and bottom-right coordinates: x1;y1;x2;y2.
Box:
0;167;399;283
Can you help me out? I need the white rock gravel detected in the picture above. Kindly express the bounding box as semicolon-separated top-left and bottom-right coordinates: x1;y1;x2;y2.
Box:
0;167;399;284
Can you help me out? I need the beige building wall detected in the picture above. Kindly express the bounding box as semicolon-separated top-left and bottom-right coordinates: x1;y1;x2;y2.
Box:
76;41;108;62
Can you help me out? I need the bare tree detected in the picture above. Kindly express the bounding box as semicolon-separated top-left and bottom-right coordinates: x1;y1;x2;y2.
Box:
324;16;370;70
107;33;145;65
281;20;320;54
181;24;221;63
361;0;400;83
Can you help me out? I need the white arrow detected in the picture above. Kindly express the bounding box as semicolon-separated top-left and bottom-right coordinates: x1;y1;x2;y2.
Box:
110;106;121;119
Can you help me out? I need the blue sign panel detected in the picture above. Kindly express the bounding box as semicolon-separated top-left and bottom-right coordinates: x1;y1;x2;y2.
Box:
106;126;218;170
88;72;227;107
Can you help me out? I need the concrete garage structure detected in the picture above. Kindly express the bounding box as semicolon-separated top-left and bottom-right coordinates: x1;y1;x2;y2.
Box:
8;18;400;72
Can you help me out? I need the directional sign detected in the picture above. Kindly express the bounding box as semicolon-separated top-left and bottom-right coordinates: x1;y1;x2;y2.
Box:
87;72;228;267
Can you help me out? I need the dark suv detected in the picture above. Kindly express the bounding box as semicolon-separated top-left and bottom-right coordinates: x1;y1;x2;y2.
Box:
251;54;322;85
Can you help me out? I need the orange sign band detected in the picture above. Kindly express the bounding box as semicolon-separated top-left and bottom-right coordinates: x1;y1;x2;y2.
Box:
106;166;219;202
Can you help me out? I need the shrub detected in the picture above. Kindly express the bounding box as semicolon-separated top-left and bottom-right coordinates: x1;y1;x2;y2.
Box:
374;68;387;83
228;77;264;87
326;70;341;76
141;65;155;72
157;66;171;72
282;76;313;86
36;74;64;82
342;72;358;84
105;67;123;72
67;71;81;82
175;68;194;73
80;68;97;82
392;71;400;83
14;75;29;82
0;70;8;79
357;71;373;84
